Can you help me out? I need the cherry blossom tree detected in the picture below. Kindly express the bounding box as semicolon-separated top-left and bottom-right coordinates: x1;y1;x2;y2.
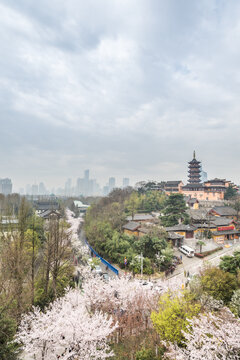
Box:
16;288;117;360
165;308;240;360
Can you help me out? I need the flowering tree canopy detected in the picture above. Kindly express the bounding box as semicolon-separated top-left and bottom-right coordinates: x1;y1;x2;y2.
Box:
16;289;117;360
166;308;240;360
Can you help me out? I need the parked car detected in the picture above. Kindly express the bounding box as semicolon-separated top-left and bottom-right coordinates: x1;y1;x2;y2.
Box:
179;245;195;257
101;272;110;282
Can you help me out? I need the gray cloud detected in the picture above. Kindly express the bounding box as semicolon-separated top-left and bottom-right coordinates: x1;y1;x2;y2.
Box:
0;0;240;189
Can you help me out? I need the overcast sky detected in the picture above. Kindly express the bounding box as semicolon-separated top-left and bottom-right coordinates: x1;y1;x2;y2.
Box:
1;0;240;190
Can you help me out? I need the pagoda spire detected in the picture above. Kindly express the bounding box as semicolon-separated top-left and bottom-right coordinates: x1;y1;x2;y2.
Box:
193;150;196;159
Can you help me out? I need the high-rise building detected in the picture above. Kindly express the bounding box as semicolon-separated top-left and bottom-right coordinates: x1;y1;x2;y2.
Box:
0;178;12;195
123;178;130;188
201;170;208;183
32;184;38;196
76;177;84;195
108;177;116;192
65;178;72;196
84;169;89;181
39;182;46;195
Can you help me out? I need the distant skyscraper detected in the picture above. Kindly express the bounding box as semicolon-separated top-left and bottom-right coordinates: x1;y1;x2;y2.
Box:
123;178;130;188
32;184;38;196
39;182;46;195
201;170;208;183
65;178;72;196
0;178;12;195
108;177;116;192
84;169;89;180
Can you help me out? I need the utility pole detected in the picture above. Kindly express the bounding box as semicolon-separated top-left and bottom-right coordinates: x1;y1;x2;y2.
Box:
140;252;143;277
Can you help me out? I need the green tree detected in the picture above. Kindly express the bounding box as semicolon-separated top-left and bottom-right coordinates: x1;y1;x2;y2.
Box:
161;194;189;227
151;291;201;345
224;185;238;200
196;240;206;254
0;309;19;360
200;267;237;304
125;192;140;220
135;347;163;360
133;231;168;260
155;245;174;271
219;250;240;275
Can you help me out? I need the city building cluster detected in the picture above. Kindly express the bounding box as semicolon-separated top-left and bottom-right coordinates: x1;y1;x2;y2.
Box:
2;170;130;197
0;178;12;195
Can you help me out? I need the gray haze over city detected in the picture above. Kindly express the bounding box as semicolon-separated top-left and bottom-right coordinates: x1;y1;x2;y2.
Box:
1;0;240;192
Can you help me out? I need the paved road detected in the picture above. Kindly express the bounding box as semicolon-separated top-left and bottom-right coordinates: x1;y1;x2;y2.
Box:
166;242;240;285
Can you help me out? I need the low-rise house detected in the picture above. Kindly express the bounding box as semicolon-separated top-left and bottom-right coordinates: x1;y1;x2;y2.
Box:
165;224;196;239
123;221;141;236
167;231;184;247
211;226;240;244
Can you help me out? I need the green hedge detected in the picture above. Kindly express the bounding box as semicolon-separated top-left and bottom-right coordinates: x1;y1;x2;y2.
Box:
195;246;223;258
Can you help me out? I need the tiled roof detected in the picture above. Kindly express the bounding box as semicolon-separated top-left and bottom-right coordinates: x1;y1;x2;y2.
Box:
210;217;234;227
123;221;140;231
166;224;196;232
168;231;184;240
126;214;154;221
211;206;237;216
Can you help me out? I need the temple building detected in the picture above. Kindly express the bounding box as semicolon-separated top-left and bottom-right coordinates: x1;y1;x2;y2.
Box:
181;152;236;201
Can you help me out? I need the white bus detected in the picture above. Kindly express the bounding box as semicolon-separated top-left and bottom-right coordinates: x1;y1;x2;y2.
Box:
179;245;195;257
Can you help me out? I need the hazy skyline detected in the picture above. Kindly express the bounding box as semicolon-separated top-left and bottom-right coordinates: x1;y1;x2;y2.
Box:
1;0;240;189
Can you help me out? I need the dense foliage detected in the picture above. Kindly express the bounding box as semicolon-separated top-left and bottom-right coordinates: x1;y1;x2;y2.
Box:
0;196;75;358
151;291;201;345
84;188;173;273
160;193;189;226
220;250;240;275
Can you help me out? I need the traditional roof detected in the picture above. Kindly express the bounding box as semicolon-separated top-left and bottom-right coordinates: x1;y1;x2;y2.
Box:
34;201;59;211
210;217;234;227
165;224;196;232
165;181;182;186
187;209;210;221
205;178;226;184
126;214;154;221
167;231;184;240
210;206;237;217
192;223;215;229
122;221;140;231
39;209;62;219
